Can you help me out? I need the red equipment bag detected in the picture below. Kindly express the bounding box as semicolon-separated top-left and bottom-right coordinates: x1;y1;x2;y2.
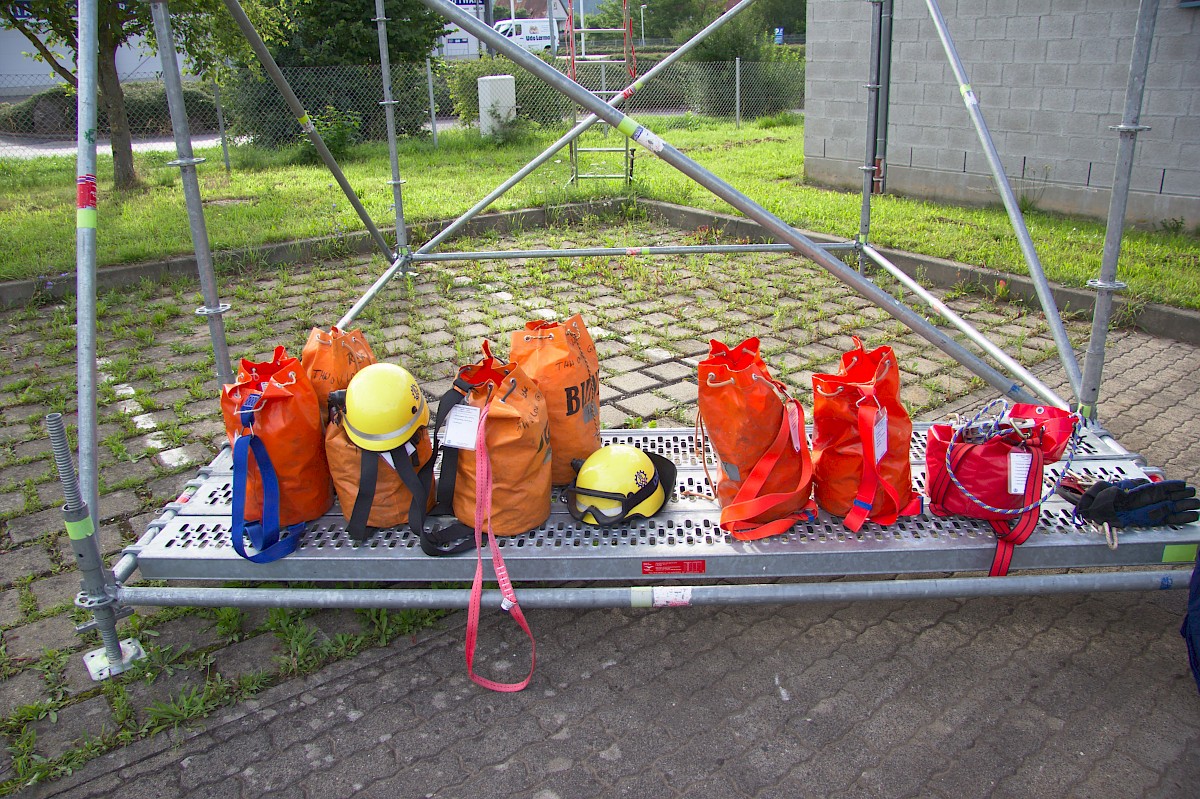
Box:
925;400;1080;576
697;337;816;540
220;346;334;562
811;337;921;531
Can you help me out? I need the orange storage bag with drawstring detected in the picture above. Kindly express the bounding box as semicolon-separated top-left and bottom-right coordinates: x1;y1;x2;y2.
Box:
509;314;601;485
696;337;816;540
811;337;920;531
301;326;376;426
221;346;333;528
433;343;553;536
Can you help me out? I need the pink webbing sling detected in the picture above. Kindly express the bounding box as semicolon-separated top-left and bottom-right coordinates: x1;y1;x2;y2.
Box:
465;403;537;692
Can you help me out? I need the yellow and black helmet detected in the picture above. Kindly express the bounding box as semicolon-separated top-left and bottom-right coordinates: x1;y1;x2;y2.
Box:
565;444;676;526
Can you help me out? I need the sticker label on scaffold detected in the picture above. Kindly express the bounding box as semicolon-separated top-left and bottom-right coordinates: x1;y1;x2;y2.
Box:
631;125;665;153
642;559;706;575
652;586;692;607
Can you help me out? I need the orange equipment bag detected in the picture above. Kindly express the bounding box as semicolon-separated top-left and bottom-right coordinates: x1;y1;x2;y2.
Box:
509;314;601;485
300;326;376;426
434;342;553;536
811;336;921;531
220;346;333;562
324;403;437;538
696;337;816;540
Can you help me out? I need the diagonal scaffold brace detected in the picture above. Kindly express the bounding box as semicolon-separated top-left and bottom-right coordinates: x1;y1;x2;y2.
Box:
416;0;1039;405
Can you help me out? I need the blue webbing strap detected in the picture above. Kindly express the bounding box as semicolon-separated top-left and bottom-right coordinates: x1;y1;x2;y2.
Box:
1182;548;1200;695
230;394;305;564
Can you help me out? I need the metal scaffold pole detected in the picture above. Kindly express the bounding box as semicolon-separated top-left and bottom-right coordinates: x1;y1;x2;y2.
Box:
874;0;894;193
1078;0;1160;422
374;0;409;259
69;0;143;679
414;241;858;263
412;0;1037;404
857;0;883;269
861;245;1068;409
75;0;101;532
150;0;234;388
923;0;1082;402
116;569;1190;611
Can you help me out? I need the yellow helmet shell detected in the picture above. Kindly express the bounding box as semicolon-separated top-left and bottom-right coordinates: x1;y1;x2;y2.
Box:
343;363;429;452
571;444;673;525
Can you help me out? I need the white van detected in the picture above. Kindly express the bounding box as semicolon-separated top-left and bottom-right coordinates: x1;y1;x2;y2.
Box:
493;18;562;53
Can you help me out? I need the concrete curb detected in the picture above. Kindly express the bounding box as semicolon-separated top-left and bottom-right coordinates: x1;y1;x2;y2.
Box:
635;200;1200;346
5;198;1197;345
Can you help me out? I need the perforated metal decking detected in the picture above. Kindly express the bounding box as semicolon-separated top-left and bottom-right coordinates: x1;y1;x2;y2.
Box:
129;425;1200;585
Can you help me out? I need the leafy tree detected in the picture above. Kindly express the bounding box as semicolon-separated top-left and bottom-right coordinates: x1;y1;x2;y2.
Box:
676;3;770;61
0;1;274;190
271;0;446;68
492;3;530;21
754;0;805;37
593;1;805;43
226;0;446;148
613;1;723;42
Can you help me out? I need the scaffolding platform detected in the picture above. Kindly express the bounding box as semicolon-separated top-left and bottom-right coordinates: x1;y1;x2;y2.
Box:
128;425;1200;587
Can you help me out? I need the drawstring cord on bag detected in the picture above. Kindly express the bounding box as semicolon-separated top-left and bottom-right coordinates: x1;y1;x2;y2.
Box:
942;398;1082;517
934;398;1082;576
465;403;536;692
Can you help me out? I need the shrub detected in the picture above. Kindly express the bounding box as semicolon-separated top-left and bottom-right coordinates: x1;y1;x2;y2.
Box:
0;82;217;136
299;105;362;161
224;64;430;149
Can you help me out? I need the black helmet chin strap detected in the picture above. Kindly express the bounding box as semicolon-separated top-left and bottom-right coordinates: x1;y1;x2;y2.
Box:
348;440;475;556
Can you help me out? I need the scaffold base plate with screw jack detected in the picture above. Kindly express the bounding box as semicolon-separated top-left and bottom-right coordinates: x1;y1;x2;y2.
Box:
83;638;146;681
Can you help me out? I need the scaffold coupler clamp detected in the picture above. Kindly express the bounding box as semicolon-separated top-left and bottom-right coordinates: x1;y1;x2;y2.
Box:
196;301;231;318
395;246;415;278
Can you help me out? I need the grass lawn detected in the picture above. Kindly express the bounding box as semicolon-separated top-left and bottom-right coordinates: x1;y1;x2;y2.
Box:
1;113;1198;309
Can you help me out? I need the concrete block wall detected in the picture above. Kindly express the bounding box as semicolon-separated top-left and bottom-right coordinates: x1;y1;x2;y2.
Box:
804;0;1200;228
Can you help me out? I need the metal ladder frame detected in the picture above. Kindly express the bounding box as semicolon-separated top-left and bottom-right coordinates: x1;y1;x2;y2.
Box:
567;0;636;185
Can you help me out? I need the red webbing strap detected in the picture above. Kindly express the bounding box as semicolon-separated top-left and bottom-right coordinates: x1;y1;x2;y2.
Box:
843;389;904;532
719;400;815;541
465;404;536;692
984;445;1044;577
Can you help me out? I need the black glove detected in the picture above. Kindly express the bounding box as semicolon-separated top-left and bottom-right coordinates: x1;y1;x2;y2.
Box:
1058;477;1200;528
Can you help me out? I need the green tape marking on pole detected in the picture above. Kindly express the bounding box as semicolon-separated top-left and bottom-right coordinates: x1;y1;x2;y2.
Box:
65;516;95;541
77;208;97;229
959;83;972;98
298;114;311;126
630;587;653;608
616;116;638;138
1163;544;1198;563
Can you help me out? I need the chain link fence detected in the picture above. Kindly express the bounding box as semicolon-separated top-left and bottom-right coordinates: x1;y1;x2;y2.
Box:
0;57;804;160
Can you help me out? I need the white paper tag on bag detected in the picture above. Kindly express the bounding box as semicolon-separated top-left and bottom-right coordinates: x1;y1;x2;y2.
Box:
787;402;802;452
1008;451;1033;495
872;408;888;464
441;404;481;450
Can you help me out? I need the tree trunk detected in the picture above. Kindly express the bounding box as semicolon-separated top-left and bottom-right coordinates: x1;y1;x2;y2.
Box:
96;32;139;190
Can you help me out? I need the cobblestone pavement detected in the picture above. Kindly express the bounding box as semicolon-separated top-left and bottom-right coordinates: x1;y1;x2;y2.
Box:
1;215;1198;796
